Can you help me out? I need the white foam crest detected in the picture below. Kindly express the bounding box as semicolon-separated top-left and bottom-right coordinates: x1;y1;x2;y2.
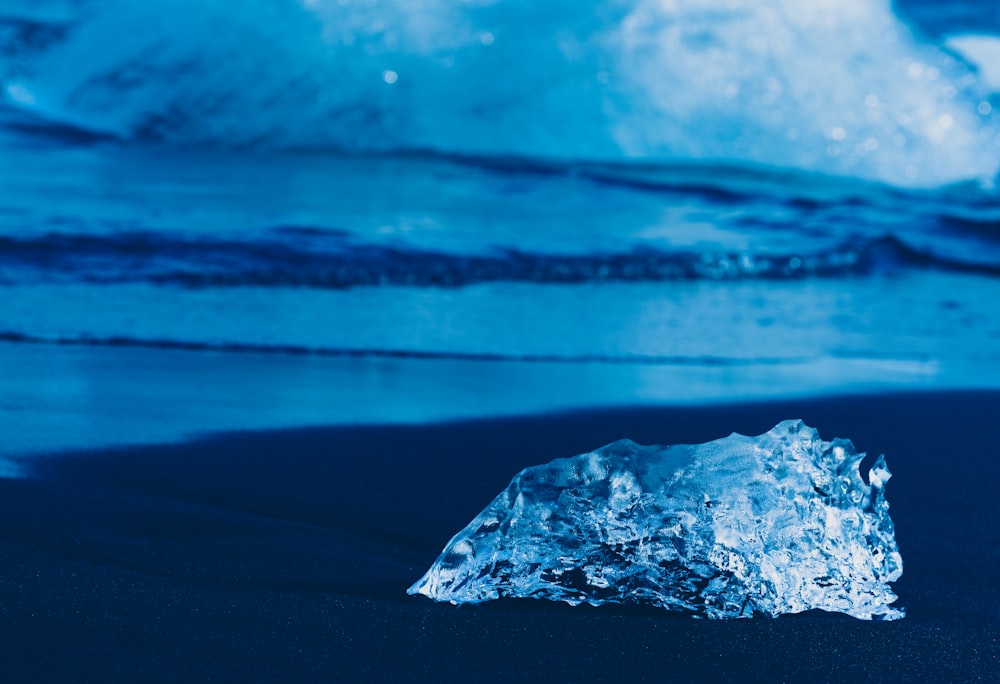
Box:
2;0;997;187
946;34;1000;91
610;0;999;186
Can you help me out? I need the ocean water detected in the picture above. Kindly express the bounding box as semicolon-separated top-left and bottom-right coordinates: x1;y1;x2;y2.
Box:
1;0;999;463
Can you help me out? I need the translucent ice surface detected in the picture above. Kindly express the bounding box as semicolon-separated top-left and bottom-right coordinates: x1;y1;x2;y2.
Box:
409;420;904;620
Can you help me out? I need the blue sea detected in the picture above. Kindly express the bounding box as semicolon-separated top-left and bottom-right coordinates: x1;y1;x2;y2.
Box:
1;0;1000;467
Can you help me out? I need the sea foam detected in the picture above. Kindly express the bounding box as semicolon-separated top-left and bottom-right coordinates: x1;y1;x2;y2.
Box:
1;0;997;186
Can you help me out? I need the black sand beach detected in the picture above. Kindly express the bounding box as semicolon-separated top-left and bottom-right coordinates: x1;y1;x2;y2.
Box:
1;391;998;681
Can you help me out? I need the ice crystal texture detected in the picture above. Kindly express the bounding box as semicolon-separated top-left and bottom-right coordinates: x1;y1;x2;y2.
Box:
409;420;904;620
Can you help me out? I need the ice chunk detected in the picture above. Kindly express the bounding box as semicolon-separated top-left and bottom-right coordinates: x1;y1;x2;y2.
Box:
408;420;904;620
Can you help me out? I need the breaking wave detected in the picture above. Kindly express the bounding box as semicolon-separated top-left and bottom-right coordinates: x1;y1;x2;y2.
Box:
1;0;999;187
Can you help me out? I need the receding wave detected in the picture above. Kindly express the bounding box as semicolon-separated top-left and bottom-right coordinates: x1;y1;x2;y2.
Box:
1;229;997;289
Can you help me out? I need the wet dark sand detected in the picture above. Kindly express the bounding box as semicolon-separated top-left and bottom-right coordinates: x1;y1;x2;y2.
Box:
1;392;998;681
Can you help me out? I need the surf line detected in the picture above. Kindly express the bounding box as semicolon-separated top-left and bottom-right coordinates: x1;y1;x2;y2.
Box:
0;331;806;367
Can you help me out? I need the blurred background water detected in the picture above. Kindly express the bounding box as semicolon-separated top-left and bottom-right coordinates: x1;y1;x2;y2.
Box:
1;0;998;464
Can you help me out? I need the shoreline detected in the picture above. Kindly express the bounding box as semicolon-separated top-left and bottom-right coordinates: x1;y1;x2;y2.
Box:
3;330;994;464
2;392;998;680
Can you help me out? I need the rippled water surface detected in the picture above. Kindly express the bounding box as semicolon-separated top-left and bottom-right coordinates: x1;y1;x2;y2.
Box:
1;0;998;458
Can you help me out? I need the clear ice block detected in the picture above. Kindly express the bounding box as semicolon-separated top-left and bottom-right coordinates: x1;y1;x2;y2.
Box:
409;420;904;620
